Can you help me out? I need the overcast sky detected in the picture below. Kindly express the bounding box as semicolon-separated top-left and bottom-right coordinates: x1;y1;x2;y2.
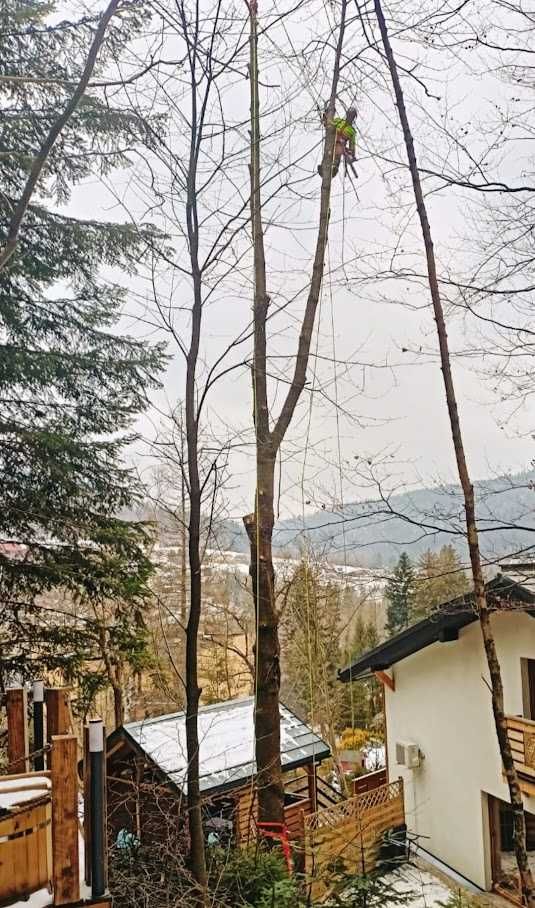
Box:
70;0;534;520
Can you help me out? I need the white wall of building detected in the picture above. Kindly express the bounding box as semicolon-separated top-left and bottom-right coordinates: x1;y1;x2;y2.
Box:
385;612;535;890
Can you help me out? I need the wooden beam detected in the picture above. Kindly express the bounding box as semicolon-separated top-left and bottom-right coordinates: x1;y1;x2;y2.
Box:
374;670;395;692
305;762;318;812
6;687;29;772
51;735;80;905
45;688;72;744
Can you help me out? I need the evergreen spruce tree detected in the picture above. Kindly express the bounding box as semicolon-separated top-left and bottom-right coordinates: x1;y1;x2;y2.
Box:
280;560;342;744
385;552;415;636
0;0;166;689
340;615;381;730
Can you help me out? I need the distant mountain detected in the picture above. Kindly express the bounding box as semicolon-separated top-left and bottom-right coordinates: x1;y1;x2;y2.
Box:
214;472;535;567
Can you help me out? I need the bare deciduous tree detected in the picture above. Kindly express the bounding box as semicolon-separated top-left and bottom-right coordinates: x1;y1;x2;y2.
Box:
244;0;351;824
372;0;535;901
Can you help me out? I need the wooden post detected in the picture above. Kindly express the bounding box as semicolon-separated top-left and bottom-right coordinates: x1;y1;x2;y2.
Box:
6;687;29;772
305;762;318;813
51;735;80;905
45;688;71;743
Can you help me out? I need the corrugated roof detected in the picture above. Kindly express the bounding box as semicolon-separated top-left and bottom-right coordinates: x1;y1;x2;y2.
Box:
121;697;330;794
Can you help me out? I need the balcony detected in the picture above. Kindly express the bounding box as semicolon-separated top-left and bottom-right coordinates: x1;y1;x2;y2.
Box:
506;715;535;797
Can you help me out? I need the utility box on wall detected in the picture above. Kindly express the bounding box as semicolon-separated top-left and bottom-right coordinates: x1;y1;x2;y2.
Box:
395;741;421;769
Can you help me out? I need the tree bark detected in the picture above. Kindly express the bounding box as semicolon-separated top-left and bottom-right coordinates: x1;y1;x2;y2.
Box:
180;414;188;710
112;682;124;730
372;1;535;902
244;0;347;825
184;163;208;905
182;7;208;889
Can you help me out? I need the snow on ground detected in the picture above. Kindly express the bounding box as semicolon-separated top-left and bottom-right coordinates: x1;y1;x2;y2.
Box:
382;865;455;907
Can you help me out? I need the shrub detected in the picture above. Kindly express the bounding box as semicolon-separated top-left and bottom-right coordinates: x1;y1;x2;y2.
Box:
208;844;290;906
339;727;370;751
253;877;305;908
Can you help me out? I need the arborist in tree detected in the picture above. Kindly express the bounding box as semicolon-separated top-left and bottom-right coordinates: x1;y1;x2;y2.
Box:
318;106;357;178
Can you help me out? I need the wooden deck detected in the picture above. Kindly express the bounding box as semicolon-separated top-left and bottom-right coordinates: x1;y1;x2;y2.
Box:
506;715;535;797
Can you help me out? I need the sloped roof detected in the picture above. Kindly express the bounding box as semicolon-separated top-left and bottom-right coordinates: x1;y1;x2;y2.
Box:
114;696;330;795
339;573;535;683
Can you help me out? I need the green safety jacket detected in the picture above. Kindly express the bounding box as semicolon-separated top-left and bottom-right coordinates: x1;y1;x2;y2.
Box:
332;117;356;155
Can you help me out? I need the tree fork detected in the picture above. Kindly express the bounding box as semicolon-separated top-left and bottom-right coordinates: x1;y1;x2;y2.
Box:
372;0;535;902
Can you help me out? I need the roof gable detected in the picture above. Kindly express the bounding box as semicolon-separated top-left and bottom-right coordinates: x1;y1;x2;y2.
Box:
113;696;330;795
339;574;535;683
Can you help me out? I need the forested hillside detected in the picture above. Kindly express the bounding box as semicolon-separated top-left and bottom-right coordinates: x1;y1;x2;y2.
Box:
215;472;535;565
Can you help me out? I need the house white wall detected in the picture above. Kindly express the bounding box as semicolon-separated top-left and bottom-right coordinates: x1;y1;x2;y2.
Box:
384;612;535;890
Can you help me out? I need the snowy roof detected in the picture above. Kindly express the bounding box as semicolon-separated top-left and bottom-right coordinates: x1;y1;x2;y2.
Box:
117;696;330;794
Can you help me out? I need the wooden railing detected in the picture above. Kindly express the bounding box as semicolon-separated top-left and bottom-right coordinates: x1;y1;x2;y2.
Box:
353;768;387;796
305;777;404;832
284;797;312;839
285;771;343;810
505;715;535;785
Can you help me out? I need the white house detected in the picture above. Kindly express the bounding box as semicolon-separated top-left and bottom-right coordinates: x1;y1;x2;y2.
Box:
340;573;535;898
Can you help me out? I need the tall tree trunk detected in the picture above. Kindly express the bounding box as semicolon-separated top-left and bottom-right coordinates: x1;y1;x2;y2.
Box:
185;446;206;895
185;297;207;894
244;0;284;827
112;682;124;730
244;0;347;825
372;2;535;902
184;43;207;891
243;455;283;824
180;414;188;709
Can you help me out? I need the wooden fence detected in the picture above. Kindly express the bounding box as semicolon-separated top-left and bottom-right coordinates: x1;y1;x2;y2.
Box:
304;779;405;900
234;783;312;844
